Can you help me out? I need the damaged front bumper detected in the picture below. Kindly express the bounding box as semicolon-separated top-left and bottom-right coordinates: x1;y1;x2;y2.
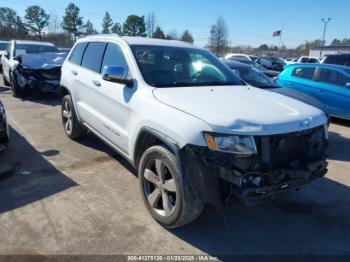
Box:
14;66;61;94
180;125;328;206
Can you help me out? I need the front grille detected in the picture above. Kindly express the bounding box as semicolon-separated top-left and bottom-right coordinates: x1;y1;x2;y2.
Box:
257;126;326;169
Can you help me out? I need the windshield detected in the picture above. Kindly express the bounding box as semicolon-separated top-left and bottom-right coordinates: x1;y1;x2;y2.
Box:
0;43;7;50
231;66;277;88
14;44;58;56
131;45;243;87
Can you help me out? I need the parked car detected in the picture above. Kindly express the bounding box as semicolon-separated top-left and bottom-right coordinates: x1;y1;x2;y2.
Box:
1;40;66;97
298;56;320;64
277;63;350;120
60;35;328;228
257;56;286;71
222;60;328;117
0;40;8;72
225;53;254;62
284;58;298;65
322;54;350;67
226;57;280;78
0;99;9;153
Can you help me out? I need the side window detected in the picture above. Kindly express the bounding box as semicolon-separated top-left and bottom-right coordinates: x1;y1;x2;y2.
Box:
319;69;350;87
5;43;11;57
69;42;87;65
81;42;106;73
100;43;129;74
291;67;315;80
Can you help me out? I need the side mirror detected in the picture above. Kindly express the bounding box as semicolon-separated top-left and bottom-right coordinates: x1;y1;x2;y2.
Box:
102;66;133;87
3;52;9;59
13;55;22;63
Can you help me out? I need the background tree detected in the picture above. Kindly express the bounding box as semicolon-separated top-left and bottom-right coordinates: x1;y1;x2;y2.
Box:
123;15;146;36
61;3;84;42
152;26;165;39
111;23;122;35
258;44;269;51
102;12;113;33
165;30;178;40
0;7;17;29
208;16;229;55
331;38;341;46
85;20;97;35
24;5;50;40
180;29;194;44
48;9;61;33
146;12;156;37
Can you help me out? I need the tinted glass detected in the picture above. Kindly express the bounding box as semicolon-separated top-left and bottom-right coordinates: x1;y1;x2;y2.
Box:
15;44;58;56
81;42;106;73
231;66;276;88
292;67;315;80
0;43;7;50
324;55;350;67
101;43;129;73
69;42;87;65
319;69;350;87
131;45;243;87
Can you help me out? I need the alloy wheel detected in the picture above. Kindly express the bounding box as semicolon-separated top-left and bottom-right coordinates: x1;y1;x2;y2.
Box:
62;100;73;134
143;158;177;217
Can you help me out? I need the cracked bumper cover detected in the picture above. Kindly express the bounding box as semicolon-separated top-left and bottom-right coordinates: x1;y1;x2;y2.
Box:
180;126;328;206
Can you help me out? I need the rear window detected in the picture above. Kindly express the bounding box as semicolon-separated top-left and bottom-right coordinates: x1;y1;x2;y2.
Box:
81;42;106;73
291;67;315;80
69;42;88;65
319;69;350;87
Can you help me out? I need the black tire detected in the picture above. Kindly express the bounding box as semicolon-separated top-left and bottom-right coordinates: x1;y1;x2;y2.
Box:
61;95;86;140
139;145;204;228
2;73;10;87
10;71;29;98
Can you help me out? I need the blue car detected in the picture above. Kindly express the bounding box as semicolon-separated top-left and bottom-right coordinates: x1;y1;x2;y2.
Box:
277;64;350;120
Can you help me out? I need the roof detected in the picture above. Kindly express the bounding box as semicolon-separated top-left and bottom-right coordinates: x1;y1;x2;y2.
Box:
311;45;350;51
79;34;198;49
14;40;55;46
288;63;350;71
221;59;251;68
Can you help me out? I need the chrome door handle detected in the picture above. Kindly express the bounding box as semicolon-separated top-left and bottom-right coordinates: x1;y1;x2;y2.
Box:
93;80;101;87
71;70;78;76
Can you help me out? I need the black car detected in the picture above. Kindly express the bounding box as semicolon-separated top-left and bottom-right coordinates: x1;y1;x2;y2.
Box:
323;54;350;67
0;99;9;153
226;57;279;78
257;56;286;71
222;60;328;117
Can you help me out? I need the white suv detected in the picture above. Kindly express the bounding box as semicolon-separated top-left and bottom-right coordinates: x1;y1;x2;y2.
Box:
60;35;328;228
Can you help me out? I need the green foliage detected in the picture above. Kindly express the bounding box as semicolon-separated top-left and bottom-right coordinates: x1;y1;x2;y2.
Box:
24;5;50;40
111;23;122;35
61;3;84;42
123;15;146;36
152;26;165;39
0;7;18;28
85;20;97;35
102;12;113;33
180;30;194;44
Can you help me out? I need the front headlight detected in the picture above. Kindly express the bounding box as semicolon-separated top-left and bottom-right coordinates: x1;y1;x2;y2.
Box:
204;132;257;155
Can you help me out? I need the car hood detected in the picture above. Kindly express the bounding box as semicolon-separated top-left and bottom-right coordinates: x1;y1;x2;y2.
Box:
153;85;327;135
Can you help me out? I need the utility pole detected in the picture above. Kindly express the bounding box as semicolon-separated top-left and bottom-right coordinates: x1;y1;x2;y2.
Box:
320;18;331;59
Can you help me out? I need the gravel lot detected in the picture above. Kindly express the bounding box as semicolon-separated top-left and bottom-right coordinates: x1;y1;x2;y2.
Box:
0;76;350;256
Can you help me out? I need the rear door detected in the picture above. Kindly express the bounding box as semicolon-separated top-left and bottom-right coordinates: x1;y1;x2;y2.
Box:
313;67;350;119
279;66;319;97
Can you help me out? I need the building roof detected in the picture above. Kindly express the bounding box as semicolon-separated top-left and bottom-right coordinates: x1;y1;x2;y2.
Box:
311;45;350;51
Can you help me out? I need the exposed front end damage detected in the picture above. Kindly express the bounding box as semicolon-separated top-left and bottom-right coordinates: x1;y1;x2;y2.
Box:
180;125;328;207
12;52;68;95
14;65;61;94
